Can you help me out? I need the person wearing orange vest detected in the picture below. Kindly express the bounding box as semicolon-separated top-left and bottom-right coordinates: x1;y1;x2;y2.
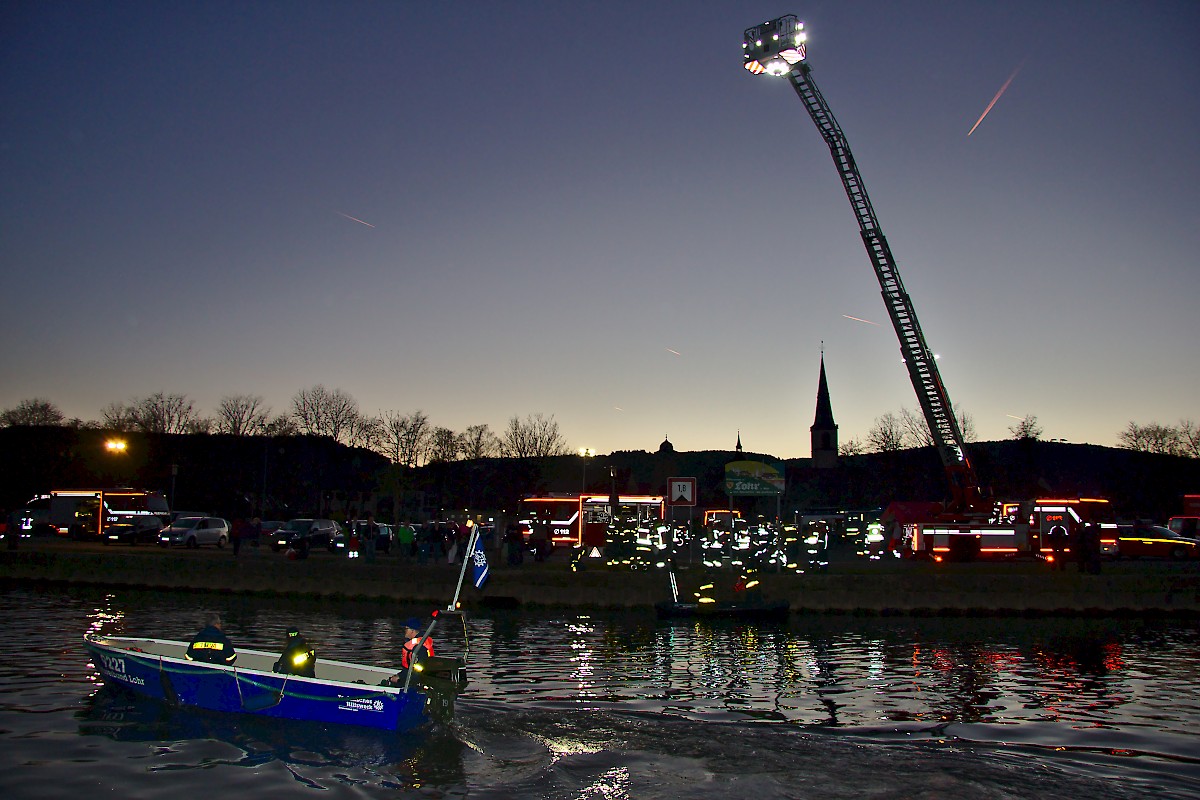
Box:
383;617;434;686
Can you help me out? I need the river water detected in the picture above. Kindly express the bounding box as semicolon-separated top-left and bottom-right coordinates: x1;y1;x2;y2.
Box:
1;584;1197;799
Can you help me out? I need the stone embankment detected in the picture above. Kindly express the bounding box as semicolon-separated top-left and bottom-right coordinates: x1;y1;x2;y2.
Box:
1;545;1197;615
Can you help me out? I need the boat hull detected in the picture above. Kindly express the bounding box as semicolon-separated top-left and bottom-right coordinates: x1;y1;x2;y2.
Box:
84;635;434;731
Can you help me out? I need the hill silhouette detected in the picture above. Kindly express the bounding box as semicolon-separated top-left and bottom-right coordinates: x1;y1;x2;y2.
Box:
1;426;1196;523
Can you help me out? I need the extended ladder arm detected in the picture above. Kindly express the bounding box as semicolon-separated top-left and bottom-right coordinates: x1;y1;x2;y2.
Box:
783;61;983;510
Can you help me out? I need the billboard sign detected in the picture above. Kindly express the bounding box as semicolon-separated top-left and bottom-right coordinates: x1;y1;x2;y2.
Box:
724;460;785;496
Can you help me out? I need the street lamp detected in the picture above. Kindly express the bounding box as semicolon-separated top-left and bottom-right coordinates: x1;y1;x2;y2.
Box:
579;448;595;494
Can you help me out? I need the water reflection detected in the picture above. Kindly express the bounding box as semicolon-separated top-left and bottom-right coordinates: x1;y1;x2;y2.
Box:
5;588;1200;751
80;683;467;788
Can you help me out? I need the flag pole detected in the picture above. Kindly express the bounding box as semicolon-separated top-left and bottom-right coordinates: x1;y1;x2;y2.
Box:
449;521;479;612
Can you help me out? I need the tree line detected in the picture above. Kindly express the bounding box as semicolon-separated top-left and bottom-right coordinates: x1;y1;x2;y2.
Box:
0;391;572;466
2;395;1196;460
838;405;1198;459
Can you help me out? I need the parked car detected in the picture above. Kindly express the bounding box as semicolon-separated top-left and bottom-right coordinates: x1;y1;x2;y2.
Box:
331;521;394;554
272;518;340;553
258;520;286;541
104;518;163;546
159;516;231;549
1115;524;1200;560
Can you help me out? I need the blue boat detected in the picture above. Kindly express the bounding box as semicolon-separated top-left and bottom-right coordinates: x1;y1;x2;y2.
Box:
85;525;484;731
84;634;463;731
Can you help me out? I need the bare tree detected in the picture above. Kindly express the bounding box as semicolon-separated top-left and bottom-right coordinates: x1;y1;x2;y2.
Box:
866;412;906;453
1118;421;1182;455
216;394;270;435
101;402;136;432
1179;419;1200;458
899;407;933;448
0;398;64;427
378;410;432;467
461;423;500;459
839;438;865;457
427;427;462;463
898;405;975;448
128;392;197;434
957;408;977;443
1008;414;1043;441
347;413;382;450
291;385;360;443
500;413;570;458
263;415;299;436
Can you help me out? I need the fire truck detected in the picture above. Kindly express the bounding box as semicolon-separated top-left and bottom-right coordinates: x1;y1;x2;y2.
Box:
16;488;170;540
518;494;665;549
742;17;1111;560
906;497;1118;560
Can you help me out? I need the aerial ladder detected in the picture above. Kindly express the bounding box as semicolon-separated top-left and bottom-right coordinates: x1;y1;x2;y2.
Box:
742;15;986;515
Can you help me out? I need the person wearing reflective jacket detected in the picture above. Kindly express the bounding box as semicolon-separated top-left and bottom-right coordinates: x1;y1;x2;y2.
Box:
185;613;237;665
383;618;435;686
273;627;316;677
401;617;435;668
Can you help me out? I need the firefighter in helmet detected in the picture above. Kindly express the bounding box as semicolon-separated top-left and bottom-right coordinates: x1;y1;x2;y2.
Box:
273;627;316;677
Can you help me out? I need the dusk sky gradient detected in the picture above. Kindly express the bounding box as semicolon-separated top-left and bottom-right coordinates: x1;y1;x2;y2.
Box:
3;1;1197;458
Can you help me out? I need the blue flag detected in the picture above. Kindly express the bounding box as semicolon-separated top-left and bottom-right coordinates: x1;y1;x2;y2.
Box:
470;535;489;589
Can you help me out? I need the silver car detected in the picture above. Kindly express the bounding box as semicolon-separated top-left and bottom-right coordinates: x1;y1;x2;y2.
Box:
158;516;231;549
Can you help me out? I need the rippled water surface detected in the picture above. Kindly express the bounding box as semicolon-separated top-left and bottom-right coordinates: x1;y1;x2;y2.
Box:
1;585;1198;798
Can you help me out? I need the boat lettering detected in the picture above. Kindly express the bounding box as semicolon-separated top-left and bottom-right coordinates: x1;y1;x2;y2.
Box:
338;697;385;713
96;652;146;686
99;653;126;675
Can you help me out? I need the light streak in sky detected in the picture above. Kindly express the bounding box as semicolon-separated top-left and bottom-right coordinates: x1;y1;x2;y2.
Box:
614;407;624;412
1006;414;1026;420
336;211;376;228
666;348;681;356
968;62;1024;136
842;314;880;326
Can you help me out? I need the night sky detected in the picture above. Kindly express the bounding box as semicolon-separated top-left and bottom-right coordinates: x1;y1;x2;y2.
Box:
3;1;1197;457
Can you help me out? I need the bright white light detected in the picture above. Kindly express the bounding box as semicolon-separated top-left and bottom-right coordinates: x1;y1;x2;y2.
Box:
765;60;789;76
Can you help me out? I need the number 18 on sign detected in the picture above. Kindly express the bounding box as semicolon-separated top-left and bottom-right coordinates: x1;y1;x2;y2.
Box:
668;477;697;507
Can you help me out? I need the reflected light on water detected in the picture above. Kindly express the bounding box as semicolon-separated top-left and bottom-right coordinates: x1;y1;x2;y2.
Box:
85;594;125;636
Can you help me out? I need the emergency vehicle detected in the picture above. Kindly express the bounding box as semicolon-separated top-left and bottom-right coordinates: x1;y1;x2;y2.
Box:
518;494;665;549
16;489;170;540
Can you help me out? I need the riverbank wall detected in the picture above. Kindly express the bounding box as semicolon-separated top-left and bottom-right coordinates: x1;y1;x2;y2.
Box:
2;547;1198;615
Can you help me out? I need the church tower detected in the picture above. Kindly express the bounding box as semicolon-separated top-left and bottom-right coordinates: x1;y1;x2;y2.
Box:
810;353;839;469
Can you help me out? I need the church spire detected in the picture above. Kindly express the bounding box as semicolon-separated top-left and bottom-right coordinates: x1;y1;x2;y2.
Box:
810;351;839;468
735;430;743;453
813;354;836;429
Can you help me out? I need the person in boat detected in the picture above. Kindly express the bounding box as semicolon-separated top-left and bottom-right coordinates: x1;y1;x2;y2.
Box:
383;617;435;686
272;626;316;677
185;613;237;665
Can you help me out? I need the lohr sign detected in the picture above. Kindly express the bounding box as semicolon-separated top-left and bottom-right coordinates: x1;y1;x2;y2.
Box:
724;460;785;496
